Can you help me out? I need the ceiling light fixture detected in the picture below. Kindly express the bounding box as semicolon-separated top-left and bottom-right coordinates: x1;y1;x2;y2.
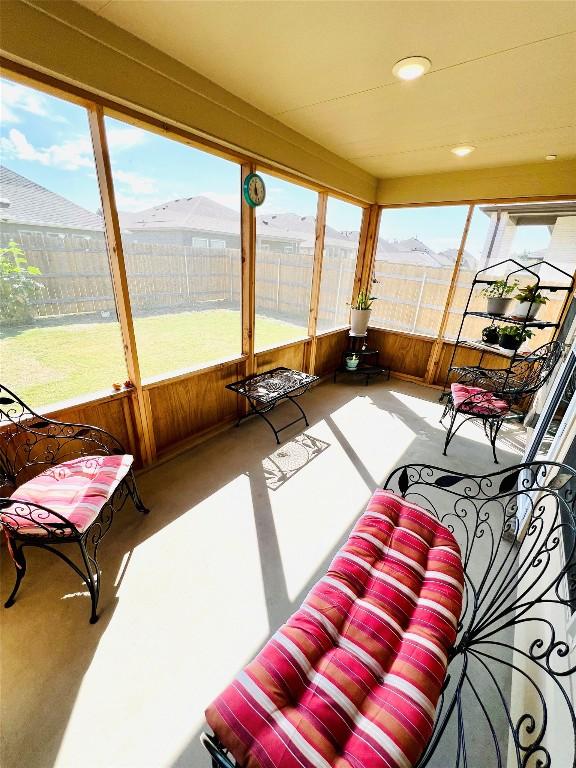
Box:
545;154;557;160
392;56;432;81
451;145;476;157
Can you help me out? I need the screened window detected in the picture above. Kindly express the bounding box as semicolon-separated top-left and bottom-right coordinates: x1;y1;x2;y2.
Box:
105;116;242;381
317;198;362;333
445;203;576;344
370;206;469;337
0;78;127;409
254;173;318;350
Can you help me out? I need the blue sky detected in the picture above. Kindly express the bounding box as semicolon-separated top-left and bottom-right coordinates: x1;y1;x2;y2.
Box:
0;77;551;256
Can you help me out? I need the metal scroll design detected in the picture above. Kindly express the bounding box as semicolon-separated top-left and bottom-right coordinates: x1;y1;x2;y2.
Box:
0;383;126;487
385;461;576;768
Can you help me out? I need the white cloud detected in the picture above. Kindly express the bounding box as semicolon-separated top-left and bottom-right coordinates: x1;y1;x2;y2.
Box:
0;81;54;124
115;192;167;212
106;126;148;152
0;128;94;170
114;169;157;194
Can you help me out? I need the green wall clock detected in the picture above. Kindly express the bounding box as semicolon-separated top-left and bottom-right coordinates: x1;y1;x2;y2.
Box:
243;173;266;207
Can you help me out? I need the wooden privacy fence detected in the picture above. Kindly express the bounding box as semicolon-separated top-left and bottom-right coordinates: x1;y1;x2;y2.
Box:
6;230;563;337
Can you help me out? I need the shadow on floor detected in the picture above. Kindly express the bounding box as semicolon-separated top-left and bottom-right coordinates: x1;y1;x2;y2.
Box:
0;378;524;768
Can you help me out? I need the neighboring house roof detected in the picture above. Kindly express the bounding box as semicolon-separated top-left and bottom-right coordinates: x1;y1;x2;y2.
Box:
120;196;242;237
0;165;103;231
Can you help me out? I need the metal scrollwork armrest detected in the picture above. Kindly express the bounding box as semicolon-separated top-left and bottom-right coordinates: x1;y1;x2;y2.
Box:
0;383;127;484
0;497;81;539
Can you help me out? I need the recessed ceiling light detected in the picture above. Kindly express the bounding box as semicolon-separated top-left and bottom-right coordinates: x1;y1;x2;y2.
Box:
545;154;557;160
392;56;432;81
451;145;476;157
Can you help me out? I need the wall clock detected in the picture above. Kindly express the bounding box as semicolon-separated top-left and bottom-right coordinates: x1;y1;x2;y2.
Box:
243;172;266;207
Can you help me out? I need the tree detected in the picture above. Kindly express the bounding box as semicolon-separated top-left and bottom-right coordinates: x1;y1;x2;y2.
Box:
0;240;44;326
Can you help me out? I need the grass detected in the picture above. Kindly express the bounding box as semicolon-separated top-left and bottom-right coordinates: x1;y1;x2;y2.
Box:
0;309;306;409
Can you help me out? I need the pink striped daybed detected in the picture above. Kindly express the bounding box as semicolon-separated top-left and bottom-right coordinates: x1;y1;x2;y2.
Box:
204;488;464;768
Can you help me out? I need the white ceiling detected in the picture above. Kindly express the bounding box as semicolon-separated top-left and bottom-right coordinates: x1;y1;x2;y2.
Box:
78;0;576;179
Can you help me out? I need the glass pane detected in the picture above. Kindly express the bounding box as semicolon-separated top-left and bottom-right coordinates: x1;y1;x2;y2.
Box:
255;173;318;350
105;116;242;382
0;78;127;409
371;206;469;337
317;198;362;333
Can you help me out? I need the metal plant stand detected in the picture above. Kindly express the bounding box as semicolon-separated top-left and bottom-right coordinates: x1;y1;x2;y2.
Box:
226;367;319;444
440;258;573;400
202;461;576;767
334;332;390;385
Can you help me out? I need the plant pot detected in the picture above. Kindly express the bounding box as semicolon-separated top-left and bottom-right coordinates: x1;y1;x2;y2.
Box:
346;356;360;370
486;297;512;316
482;326;500;344
498;333;522;351
514;301;541;320
350;308;371;336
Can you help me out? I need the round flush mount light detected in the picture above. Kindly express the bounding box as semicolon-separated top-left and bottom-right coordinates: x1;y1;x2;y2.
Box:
451;145;476;157
392;56;432;81
545;154;557;160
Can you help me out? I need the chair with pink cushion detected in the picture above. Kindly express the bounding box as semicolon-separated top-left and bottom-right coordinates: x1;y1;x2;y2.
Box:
0;383;149;623
440;340;564;463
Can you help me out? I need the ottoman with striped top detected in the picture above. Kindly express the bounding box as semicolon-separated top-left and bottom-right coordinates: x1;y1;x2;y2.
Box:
204;489;464;768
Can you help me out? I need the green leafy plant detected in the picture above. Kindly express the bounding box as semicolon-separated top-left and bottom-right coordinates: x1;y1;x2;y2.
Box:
0;241;44;326
351;290;377;310
479;279;518;298
498;325;534;342
514;284;549;305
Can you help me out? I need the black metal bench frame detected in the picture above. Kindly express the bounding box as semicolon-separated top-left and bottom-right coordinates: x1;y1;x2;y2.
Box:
202;460;576;767
0;384;149;624
226;367;319;444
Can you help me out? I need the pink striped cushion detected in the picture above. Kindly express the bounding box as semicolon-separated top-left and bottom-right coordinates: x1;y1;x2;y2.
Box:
3;454;133;535
206;489;464;768
451;382;509;415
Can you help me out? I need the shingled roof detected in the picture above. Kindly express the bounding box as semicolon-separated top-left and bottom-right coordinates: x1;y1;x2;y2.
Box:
0;165;103;231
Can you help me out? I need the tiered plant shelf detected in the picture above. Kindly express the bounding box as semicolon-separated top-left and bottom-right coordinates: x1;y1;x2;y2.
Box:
441;258;574;398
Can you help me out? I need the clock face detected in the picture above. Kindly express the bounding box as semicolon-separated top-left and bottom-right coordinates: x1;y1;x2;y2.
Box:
244;173;266;207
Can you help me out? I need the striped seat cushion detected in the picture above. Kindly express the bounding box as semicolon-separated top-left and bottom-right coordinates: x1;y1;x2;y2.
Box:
3;454;133;535
205;489;464;768
451;383;509;416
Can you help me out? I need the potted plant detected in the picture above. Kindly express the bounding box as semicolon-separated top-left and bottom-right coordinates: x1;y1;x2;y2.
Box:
480;279;518;316
350;290;377;335
481;324;500;345
513;284;549;319
498;325;534;351
345;353;360;370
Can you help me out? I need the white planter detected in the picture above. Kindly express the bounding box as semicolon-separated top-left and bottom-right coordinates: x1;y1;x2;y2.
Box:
350;308;371;336
487;297;512;316
515;301;541;320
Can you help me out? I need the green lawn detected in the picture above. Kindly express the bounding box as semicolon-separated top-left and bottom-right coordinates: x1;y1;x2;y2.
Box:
0;309;305;409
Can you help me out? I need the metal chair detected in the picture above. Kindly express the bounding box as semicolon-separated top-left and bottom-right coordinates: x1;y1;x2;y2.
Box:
440;340;565;463
0;384;149;623
202;461;576;767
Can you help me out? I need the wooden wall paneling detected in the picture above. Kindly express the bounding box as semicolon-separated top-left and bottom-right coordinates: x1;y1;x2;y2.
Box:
369;329;433;379
425;205;475;383
255;341;307;373
314;330;349;378
433;341;511;388
88;104;156;464
305;193;328;373
147;363;240;453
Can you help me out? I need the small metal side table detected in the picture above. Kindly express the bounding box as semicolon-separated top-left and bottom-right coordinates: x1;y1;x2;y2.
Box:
334;332;390;385
226;367;319;444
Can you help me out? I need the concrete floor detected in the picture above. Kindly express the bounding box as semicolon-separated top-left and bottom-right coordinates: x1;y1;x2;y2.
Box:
0;378;525;768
